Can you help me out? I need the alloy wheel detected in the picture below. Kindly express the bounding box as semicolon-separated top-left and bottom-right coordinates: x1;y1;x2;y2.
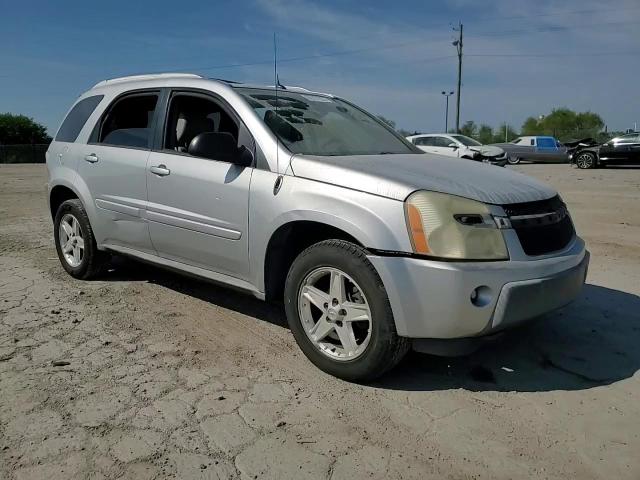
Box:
58;213;85;267
298;267;372;361
576;152;594;169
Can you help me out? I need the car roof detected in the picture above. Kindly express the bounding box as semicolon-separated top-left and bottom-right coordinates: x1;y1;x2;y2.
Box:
406;133;451;139
88;73;332;98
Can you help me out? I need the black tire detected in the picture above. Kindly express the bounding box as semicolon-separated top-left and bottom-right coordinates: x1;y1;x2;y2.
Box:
507;156;520;165
53;199;108;279
284;239;409;382
575;151;597;169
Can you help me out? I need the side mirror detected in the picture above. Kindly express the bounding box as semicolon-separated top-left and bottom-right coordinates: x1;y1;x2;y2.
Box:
448;143;458;149
188;132;252;167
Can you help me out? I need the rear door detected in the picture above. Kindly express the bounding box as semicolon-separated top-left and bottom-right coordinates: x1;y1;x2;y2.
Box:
77;90;160;253
413;136;436;153
430;136;457;157
535;137;564;163
145;90;254;279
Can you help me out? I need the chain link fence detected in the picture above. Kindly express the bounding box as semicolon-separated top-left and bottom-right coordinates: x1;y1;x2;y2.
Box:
0;144;49;164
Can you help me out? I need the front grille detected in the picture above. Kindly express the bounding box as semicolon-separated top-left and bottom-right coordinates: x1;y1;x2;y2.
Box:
502;196;575;256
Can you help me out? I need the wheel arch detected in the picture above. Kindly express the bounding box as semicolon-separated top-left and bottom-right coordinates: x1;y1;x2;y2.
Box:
263;219;366;302
48;177;99;237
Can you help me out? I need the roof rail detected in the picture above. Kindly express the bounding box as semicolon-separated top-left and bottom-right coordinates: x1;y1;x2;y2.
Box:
92;73;203;89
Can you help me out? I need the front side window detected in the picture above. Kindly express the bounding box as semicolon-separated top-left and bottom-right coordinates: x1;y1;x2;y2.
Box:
163;93;240;162
433;136;453;147
237;87;419;156
449;134;481;147
55;95;104;143
97;93;158;148
613;134;638;144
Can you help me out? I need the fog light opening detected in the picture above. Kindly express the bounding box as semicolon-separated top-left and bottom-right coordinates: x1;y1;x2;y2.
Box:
470;286;492;307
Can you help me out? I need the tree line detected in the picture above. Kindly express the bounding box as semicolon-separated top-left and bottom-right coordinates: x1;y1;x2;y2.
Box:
381;108;628;144
0;113;51;145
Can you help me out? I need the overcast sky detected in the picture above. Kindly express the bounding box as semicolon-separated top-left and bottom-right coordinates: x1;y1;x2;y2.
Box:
1;0;638;135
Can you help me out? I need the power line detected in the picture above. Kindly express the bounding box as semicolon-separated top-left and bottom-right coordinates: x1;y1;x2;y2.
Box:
466;51;638;58
466;20;638;38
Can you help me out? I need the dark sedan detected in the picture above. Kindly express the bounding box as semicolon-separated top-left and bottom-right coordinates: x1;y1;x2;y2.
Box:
571;133;640;169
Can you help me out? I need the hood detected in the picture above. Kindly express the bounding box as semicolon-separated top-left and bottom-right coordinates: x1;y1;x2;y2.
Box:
469;145;504;157
290;153;557;205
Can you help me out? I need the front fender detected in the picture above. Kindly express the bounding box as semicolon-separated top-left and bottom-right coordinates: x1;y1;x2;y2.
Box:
248;171;412;292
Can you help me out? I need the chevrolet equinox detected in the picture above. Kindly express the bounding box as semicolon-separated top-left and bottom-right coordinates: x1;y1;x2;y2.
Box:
46;73;589;381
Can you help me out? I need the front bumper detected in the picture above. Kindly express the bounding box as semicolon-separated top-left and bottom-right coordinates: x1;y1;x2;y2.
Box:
368;238;589;339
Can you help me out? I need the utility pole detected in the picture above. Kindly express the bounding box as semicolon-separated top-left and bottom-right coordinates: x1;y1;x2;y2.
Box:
441;91;454;132
452;22;463;133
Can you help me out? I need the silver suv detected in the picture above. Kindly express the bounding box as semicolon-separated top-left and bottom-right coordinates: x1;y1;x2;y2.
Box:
46;73;589;381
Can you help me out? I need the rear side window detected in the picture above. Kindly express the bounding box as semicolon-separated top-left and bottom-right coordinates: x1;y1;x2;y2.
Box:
414;137;434;146
537;137;556;148
55;95;104;143
433;136;452;147
96;93;159;149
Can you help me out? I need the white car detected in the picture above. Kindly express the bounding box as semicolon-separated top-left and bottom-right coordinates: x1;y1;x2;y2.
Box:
407;133;507;166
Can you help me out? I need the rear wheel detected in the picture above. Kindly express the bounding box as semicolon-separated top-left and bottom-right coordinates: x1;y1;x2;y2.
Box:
284;240;409;381
507;156;520;165
54;199;108;279
575;151;597;169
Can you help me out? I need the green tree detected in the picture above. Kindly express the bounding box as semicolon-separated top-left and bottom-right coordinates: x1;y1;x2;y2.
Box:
0;113;51;144
477;124;494;144
459;120;477;138
521;117;541;136
493;123;518;143
520;108;605;141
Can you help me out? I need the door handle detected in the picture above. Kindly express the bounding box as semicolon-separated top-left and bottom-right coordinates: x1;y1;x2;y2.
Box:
84;153;99;163
150;164;171;176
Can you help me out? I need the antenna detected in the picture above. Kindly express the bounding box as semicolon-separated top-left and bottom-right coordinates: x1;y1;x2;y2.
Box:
273;32;283;194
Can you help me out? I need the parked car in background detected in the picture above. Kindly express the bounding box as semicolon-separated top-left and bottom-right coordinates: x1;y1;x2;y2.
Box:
493;136;568;164
570;133;640;169
46;73;588;381
407;133;507;166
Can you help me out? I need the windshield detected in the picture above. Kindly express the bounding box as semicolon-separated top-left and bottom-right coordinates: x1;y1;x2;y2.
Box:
449;134;482;146
236;87;419;156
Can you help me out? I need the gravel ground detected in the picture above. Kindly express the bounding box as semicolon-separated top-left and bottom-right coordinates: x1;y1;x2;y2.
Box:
0;163;639;479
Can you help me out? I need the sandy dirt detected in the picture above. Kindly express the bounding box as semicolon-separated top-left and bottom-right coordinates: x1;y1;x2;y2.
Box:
0;163;639;479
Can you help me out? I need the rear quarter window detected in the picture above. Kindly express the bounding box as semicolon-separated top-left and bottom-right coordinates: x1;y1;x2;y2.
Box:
55;95;104;143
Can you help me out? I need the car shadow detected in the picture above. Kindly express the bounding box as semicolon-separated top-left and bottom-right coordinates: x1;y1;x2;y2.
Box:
374;284;640;392
102;257;640;392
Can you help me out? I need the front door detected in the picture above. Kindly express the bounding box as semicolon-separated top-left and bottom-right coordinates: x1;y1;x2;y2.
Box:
76;91;160;253
600;134;640;164
146;91;253;279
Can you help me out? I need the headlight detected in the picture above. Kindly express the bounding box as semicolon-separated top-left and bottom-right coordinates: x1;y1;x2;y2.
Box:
405;191;508;260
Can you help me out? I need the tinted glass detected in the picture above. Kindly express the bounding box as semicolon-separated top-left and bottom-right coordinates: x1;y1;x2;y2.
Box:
98;94;158;148
450;134;481;146
432;136;452;147
237;87;418;156
55;95;104;143
415;137;433;146
613;134;639;144
537;137;556;148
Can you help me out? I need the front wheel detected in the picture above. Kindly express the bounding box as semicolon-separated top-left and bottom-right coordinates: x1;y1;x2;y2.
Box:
575;151;597;169
284;240;409;381
507;156;520;165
